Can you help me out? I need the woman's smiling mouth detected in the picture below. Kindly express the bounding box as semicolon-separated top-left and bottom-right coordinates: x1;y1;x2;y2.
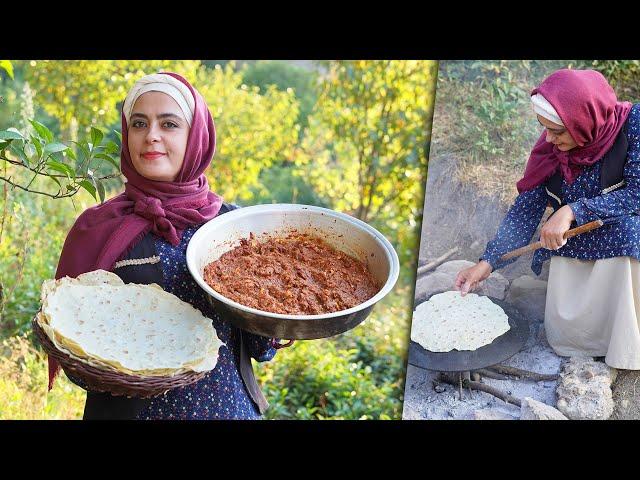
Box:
142;151;166;160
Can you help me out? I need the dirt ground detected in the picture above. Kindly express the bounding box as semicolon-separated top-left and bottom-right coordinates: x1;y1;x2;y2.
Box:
611;370;640;420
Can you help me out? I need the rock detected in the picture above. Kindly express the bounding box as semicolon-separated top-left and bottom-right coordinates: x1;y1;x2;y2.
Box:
556;357;617;420
476;271;509;300
474;408;518;420
414;260;509;302
434;260;476;276
520;397;568;420
414;272;455;303
505;275;548;323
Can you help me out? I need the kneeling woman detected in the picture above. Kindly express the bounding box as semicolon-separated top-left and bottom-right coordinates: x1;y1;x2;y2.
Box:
456;69;640;370
49;72;277;419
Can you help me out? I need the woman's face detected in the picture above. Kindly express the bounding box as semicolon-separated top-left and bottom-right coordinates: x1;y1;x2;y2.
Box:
127;91;189;182
537;114;578;151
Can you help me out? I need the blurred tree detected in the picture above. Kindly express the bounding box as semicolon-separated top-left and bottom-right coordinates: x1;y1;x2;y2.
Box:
0;61;14;81
201;60;231;70
578;60;640;102
23;60;202;139
242;60;319;129
297;60;438;268
196;63;300;204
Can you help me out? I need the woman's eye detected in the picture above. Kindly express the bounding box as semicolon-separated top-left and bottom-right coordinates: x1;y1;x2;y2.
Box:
163;121;178;128
132;120;146;128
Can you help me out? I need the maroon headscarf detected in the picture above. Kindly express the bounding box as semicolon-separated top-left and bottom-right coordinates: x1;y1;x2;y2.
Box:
516;69;632;193
48;72;223;389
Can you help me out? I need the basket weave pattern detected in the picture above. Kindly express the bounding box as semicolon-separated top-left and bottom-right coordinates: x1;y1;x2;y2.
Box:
33;317;207;398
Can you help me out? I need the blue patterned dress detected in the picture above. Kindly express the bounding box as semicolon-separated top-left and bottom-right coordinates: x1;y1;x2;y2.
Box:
134;225;276;420
481;103;640;275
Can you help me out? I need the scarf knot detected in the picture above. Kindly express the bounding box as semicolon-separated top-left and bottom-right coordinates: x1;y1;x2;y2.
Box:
134;196;166;221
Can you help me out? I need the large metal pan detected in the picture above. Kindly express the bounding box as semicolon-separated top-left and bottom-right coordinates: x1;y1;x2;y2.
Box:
186;204;400;339
408;291;530;372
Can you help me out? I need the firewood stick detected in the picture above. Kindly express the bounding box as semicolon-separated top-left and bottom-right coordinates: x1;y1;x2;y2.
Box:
475;368;510;381
487;364;558;381
416;247;459;277
438;372;522;407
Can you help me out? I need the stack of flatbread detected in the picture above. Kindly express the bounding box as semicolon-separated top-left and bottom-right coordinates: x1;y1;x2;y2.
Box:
411;291;510;352
36;270;223;376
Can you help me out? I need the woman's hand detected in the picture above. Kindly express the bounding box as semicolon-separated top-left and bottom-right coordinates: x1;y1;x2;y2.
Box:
454;260;493;296
540;205;575;250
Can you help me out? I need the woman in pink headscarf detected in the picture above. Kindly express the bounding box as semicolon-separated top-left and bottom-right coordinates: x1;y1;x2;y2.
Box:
51;72;277;419
455;69;640;369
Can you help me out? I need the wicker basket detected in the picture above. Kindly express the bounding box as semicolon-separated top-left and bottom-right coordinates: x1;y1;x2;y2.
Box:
33;317;208;398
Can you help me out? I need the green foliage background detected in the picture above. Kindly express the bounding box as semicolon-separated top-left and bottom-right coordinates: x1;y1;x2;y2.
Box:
0;60;437;420
433;60;640;203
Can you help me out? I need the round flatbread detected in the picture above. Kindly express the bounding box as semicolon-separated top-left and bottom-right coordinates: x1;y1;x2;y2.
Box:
411;291;510;352
38;270;223;376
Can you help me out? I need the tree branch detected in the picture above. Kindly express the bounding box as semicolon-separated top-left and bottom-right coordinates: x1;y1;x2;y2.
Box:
1;153;120;180
0;175;78;199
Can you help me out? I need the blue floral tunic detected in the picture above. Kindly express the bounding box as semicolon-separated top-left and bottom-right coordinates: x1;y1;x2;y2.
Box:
134;225;277;420
482;103;640;275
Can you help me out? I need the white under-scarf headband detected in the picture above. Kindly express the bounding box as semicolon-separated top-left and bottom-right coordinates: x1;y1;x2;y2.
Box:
531;93;564;127
122;73;195;127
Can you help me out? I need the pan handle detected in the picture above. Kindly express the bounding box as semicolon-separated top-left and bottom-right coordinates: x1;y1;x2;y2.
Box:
272;339;295;350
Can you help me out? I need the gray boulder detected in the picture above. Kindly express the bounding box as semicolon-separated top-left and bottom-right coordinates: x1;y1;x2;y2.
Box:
414;260;509;303
505;275;548;323
476;270;509;300
414;272;456;304
434;259;476;277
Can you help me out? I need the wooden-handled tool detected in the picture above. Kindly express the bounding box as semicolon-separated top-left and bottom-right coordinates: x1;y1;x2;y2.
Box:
499;219;604;261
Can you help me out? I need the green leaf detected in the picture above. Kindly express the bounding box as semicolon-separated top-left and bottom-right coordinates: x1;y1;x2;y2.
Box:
0;60;14;79
30;135;43;158
65;147;76;161
90;127;104;148
113;130;122;142
75;141;91;162
29;120;53;143
46;160;74;178
8;142;28;166
49;151;66;163
44;143;69;155
0;130;24;141
95;178;106;203
78;180;97;200
24;143;35;158
105;141;120;155
49;175;62;191
94;153;120;171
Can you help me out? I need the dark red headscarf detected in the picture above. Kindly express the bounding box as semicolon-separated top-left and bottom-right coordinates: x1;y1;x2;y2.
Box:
517;69;632;193
48;72;223;390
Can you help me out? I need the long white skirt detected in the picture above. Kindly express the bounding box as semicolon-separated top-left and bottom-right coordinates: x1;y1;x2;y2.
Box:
545;256;640;370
